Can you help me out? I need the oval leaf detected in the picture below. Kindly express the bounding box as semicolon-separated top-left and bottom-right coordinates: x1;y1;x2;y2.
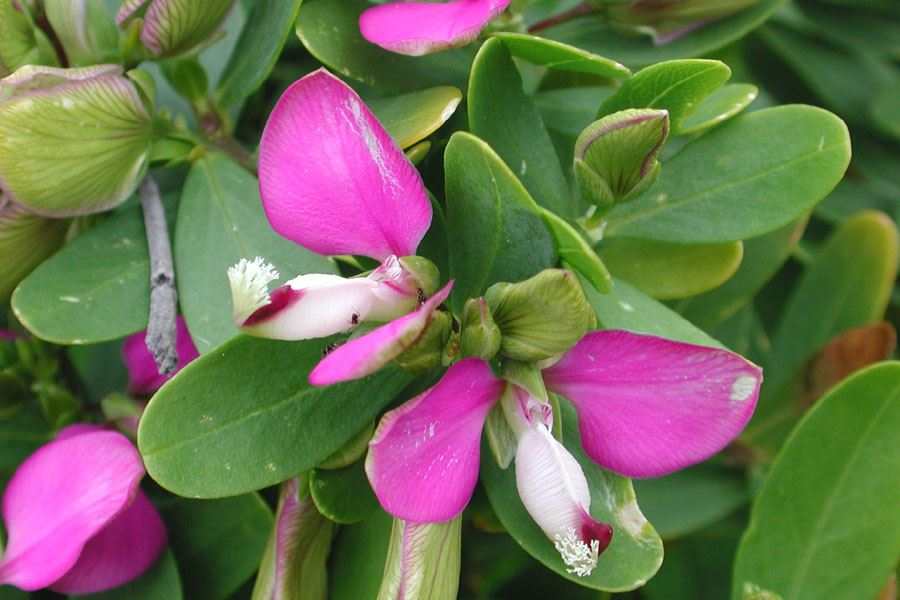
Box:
733;362;900;600
679;83;759;135
606;105;851;243
138;335;412;498
309;461;379;525
368;87;462;149
493;32;630;79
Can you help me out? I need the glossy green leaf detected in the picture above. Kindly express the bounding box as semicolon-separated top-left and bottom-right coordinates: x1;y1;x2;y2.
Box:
597;59;731;131
138;335;412;498
163;494;272;600
72;549;182;600
633;464;747;540
598;238;743;300
605;105;851;243
174;153;334;353
541;0;784;67
309;460;379;524
0;403;51;488
871;80;900;140
733;362;900;600
680;83;759;134
468;38;576;217
481;400;663;591
539;209;611;293
329;510;392;600
492;32;631;79
216;0;302;107
12;206;153;344
586;277;721;348
444;132;557;314
295;0;470;91
678;219;805;330
368;87;462;149
744;211;898;451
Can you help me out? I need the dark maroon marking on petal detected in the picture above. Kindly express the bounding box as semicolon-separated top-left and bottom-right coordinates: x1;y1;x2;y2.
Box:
244;285;304;326
581;516;614;555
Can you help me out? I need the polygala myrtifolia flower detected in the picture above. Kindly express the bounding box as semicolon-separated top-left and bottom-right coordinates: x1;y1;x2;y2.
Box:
116;0;235;58
359;0;511;56
366;331;762;576
228;69;451;386
44;0;122;67
602;0;760;45
0;65;153;216
574;108;670;212
0;424;166;594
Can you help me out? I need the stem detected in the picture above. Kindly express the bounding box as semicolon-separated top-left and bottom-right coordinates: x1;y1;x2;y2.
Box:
139;176;179;376
529;2;595;33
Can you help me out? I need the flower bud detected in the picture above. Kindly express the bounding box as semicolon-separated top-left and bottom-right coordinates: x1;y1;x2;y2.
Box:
574;109;669;209
377;518;461;600
459;297;501;360
0;199;67;302
0;65;153;216
0;1;59;73
253;476;333;600
394;310;452;373
485;269;596;362
43;1;120;66
116;0;235;58
607;0;759;45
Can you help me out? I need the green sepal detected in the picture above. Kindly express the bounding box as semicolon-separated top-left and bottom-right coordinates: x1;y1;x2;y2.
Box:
377;518;462;600
399;256;440;297
538;208;612;294
395;311;452;374
0;0;59;72
486;269;596;362
574;108;669;208
0;203;67;302
160;57;209;104
252;476;333;600
44;0;121;66
459;298;501;361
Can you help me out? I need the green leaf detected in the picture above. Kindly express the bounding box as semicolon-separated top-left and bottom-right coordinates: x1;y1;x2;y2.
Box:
633;464;748;540
309;460;379;524
492;33;631;79
733;362;900;600
163;494;272;600
468;38;576;217
174;153;334;354
605;105;851;243
216;0;303;107
598;238;743;300
678;219;805;330
679;83;759;135
0;403;51;488
295;0;470;91
541;0;784;67
138;335;412;498
481;400;663;591
368;87;462;149
871;80;900;140
72;549;182;599
329;510;392;600
743;211;899;452
12;206;154;344
539;208;612;293
586;277;721;348
444;132;557;314
597;59;731;131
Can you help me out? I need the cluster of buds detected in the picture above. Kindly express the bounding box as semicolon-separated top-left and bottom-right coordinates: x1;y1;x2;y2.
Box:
226;69;763;594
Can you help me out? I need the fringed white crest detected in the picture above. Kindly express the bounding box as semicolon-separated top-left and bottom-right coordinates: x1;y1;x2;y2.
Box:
227;257;279;325
553;527;600;577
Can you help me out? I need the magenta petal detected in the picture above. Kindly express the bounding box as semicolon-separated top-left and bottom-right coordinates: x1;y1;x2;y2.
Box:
366;359;504;522
0;329;18;340
309;281;453;386
543;330;762;478
0;431;145;591
50;490;166;595
122;315;200;396
359;0;511;56
258;69;432;260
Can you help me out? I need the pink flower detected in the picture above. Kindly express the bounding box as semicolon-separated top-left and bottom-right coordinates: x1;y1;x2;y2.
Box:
233;69;449;385
366;331;761;575
359;0;512;56
122;315;200;396
0;425;166;594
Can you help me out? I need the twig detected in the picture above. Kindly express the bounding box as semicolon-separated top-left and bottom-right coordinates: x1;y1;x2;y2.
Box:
139;176;179;375
529;2;595;33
